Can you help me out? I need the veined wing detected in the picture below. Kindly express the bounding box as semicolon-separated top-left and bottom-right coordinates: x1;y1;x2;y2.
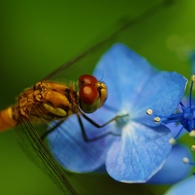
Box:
16;115;78;195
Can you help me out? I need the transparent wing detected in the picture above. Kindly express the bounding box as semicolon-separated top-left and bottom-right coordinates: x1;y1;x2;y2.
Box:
16;116;77;195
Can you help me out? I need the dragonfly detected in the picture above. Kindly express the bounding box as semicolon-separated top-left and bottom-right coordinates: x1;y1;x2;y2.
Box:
0;74;108;138
0;1;177;194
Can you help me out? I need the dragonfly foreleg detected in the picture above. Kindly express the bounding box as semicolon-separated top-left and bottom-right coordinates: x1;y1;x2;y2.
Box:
77;112;128;142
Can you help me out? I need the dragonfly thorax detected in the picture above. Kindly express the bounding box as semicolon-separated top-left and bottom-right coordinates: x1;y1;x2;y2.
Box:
16;81;78;122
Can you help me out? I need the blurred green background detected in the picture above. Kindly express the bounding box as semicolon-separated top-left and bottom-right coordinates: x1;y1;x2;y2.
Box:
0;0;195;194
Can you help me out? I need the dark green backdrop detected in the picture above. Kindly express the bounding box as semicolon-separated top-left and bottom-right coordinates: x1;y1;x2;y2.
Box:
0;0;194;194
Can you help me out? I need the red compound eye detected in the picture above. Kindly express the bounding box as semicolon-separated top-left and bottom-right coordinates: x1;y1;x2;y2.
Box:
79;74;98;88
79;84;100;113
79;84;99;104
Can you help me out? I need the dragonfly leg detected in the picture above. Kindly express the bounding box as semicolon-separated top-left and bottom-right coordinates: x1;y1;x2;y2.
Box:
77;112;128;142
40;120;65;141
41;112;128;142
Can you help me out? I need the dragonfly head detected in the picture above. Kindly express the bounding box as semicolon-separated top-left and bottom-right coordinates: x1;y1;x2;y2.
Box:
78;74;107;113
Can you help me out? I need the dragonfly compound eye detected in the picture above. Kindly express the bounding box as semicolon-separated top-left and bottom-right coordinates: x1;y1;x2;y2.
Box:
78;74;98;88
79;84;100;113
95;82;107;106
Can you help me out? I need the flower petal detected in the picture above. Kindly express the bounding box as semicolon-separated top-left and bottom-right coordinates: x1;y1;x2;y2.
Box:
133;71;187;126
93;43;187;127
165;123;186;138
148;144;192;184
93;43;157;111
165;176;195;195
48;114;115;172
106;122;172;182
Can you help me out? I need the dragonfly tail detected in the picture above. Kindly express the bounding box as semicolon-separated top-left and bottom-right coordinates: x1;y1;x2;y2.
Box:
0;107;17;131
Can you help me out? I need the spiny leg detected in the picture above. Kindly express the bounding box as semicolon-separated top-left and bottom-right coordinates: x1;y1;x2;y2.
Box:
41;112;128;142
41;120;65;141
77;112;129;142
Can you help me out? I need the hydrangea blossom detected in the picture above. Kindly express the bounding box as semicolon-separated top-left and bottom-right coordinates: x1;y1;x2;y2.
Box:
48;44;187;182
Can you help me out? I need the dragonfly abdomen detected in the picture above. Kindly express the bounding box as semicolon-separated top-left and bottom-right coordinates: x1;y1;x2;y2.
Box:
0;106;18;131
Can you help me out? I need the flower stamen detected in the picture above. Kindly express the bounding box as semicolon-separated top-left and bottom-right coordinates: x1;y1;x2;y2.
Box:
191;145;195;151
191;74;195;82
154;117;161;123
169;138;176;145
146;109;153;115
183;157;189;163
189;130;195;137
183;157;195;166
174;126;184;140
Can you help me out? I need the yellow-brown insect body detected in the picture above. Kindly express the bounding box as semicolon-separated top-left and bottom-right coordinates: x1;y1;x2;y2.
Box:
0;76;107;132
0;81;78;131
0;107;17;131
95;82;107;107
32;81;78;119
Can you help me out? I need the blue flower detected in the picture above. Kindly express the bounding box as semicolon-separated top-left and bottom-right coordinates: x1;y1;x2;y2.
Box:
48;44;187;182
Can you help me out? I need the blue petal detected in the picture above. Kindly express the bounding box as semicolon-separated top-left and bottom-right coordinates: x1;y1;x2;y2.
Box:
148;144;192;184
48;114;115;172
105;122;172;182
93;43;187;126
133;71;187;126
165;176;195;195
165;123;186;138
93;43;157;112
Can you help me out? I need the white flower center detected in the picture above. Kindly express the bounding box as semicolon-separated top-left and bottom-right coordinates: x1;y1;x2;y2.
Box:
116;110;130;126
